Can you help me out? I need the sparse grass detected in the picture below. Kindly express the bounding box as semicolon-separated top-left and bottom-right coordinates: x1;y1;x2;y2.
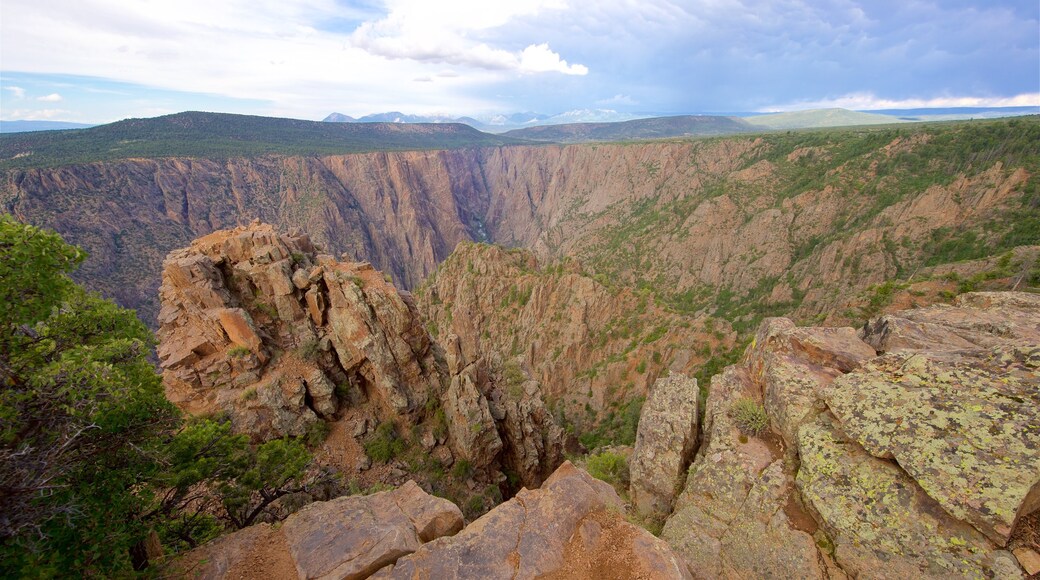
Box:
227;345;252;359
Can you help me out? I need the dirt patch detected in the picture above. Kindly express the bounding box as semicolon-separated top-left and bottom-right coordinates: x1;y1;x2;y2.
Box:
313;414;366;475
224;528;296;580
169;524;297;580
542;509;670;580
783;494;819;535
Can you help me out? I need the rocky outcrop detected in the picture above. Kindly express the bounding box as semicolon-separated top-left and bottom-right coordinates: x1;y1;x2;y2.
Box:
157;222;442;440
175;480;463;580
629;373;699;519
157;223;564;491
380;461;692;579
661;292;1039;578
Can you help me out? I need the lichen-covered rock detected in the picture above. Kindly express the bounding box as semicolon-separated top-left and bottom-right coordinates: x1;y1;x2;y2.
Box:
797;414;1023;579
384;461;690;579
824;345;1040;545
630;373;699;519
745;318;875;447
661;367;835;580
157;222;444;440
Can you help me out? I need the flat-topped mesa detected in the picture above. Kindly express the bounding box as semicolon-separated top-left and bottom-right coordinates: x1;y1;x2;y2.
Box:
156;221;442;440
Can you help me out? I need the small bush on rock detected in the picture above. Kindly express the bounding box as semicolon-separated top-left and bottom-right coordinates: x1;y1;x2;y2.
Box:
731;398;768;435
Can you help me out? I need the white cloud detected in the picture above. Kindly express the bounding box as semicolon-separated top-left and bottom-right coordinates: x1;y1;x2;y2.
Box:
349;0;585;75
765;92;1040;112
518;43;587;75
596;93;636;106
4;86;26;98
37;92;63;102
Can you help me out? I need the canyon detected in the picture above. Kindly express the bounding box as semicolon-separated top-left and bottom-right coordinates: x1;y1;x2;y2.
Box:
3;114;1039;577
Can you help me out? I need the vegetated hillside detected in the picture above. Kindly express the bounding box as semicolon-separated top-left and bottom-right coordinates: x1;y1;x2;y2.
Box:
742;107;905;129
501;115;756;142
0;111;526;169
2;116;1038;343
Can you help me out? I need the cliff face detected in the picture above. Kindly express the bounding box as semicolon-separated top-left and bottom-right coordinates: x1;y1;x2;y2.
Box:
4;120;1035;334
5;119;1036;333
3;151;489;324
155;223;564;494
416;242;734;427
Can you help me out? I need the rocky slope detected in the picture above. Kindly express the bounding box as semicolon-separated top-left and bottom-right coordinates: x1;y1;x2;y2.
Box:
416;242;736;436
648;291;1040;578
4;118;1036;333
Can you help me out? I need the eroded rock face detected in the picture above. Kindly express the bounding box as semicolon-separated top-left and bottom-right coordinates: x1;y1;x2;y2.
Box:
175;480;463;580
382;461;691;579
661;292;1038;579
630;373;699;520
157;222;443;440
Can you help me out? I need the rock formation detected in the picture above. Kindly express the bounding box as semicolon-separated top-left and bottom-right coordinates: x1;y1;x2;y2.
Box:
156;223;564;491
629;373;699;520
175;480;463;580
661;292;1040;578
378;462;692;579
157;222;442;440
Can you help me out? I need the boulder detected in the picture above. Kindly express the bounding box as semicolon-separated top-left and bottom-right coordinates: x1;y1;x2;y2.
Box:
797;414;1022;579
629;373;699;519
824;345;1040;545
861;291;1040;353
385;461;690;579
176;480;462;580
745;318;875;447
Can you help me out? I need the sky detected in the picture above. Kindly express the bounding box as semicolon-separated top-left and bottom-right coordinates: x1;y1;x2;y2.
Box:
1;0;1038;123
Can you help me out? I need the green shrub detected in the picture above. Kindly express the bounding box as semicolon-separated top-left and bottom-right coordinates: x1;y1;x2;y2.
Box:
364;421;404;463
586;451;630;491
452;458;474;479
730;398;768;435
296;338;320;361
304;420;331;447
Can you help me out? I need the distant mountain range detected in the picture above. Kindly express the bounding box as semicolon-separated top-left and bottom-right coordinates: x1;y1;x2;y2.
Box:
0;120;96;133
501;115;757;142
0;111;524;169
323;109;647;132
325;106;1039;134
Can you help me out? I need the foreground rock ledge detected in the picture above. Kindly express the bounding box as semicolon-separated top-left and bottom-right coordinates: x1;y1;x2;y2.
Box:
174;480;462;580
661;291;1039;579
174;463;691;579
